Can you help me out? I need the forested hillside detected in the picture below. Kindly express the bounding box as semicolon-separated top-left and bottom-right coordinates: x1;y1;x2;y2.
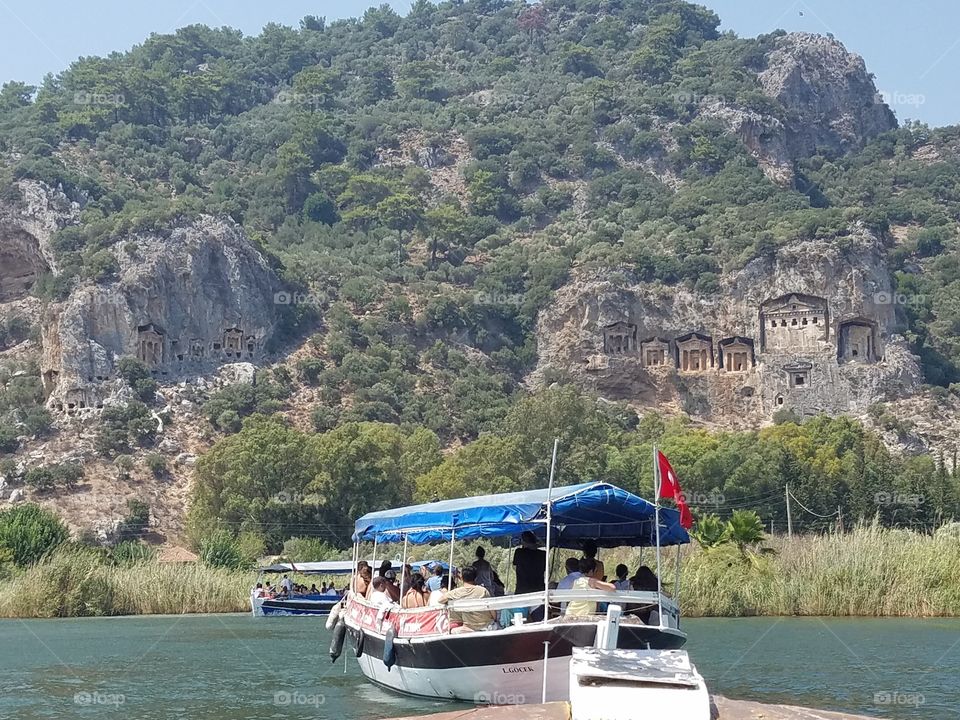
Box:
1;0;960;547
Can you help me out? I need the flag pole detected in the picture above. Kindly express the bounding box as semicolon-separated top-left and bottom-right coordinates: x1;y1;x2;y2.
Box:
653;444;663;629
541;437;559;704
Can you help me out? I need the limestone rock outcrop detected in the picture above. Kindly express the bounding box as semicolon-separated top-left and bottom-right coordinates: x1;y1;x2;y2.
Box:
0;180;79;301
532;226;922;426
759;33;897;158
39;216;282;415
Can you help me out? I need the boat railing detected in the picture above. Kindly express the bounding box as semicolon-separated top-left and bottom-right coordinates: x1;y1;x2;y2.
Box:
446;589;678;615
345;589;681;636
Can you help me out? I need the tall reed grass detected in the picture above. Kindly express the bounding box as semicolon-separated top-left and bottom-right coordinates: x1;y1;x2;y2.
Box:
0;548;254;618
1;526;957;618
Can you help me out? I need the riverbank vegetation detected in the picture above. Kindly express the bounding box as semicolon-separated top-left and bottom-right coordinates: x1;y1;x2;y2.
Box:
1;522;958;618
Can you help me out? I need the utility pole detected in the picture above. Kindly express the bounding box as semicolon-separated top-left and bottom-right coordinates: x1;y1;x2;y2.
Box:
785;483;793;540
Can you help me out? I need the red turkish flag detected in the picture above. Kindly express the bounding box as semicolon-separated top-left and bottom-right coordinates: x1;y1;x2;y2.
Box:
656;450;693;529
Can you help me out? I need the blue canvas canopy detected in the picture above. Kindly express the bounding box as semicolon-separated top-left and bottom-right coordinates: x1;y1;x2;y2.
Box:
352;482;690;548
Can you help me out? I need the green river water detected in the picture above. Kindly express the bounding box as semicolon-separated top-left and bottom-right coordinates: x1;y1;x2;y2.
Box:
0;615;956;719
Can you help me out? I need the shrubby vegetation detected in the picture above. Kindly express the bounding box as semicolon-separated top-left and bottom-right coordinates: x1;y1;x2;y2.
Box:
2;0;959;459
187;387;960;553
0;361;52;454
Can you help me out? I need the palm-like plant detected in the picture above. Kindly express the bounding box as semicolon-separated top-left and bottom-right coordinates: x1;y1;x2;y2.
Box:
725;510;771;560
690;513;727;549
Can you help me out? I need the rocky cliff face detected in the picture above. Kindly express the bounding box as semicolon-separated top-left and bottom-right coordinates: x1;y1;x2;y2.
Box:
39;216;282;415
759;33;897;158
699;33;896;186
0;180;79;301
532;226;922;427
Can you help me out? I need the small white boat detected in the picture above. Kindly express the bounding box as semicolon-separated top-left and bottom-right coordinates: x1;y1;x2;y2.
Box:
251;560;445;617
339;457;705;714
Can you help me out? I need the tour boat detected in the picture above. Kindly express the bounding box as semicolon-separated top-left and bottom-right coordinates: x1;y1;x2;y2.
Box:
252;560;447;617
337;463;696;705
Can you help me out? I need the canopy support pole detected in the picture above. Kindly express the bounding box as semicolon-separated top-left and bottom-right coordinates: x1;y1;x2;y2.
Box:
371;535;379;577
653;445;663;629
447;526;456;591
673;543;682;612
541;437;560;704
351;541;359;594
399;534;409;602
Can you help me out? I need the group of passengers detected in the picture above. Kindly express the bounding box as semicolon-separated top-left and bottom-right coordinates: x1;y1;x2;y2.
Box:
254;574;342;600
349;532;661;631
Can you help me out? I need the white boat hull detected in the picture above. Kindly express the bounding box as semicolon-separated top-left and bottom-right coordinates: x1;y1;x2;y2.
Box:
357;651;573;704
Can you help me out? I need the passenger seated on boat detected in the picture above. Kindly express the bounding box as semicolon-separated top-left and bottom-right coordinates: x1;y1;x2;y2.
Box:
614;564;631;591
253;582;265;598
426;563;444;592
369;577;395;607
429;575;453;605
556;557;582;613
513;531;546;595
624;565;659;624
581;540;605;581
359;566;374;598
263;581;276;598
440;566;498;632
325;585;340;597
631;565;659;591
401;574;429;609
564;558;617;618
383;569;401;603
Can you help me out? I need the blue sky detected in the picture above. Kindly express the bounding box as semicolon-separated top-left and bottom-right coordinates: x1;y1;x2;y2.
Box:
0;0;956;126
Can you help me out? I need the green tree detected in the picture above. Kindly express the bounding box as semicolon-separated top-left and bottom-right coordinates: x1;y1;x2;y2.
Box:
0;503;69;566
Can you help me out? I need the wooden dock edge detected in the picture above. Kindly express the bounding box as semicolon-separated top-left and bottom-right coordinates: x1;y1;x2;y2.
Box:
383;696;880;720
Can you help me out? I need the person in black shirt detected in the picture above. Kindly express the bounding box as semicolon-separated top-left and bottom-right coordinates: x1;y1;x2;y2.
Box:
512;530;546;595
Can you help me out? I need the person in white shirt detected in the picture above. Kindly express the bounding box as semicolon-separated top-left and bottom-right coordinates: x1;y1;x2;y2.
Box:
613;564;631;591
428;575;453;605
556;557;582;612
369;577;394;607
280;575;293;595
253;583;265;598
